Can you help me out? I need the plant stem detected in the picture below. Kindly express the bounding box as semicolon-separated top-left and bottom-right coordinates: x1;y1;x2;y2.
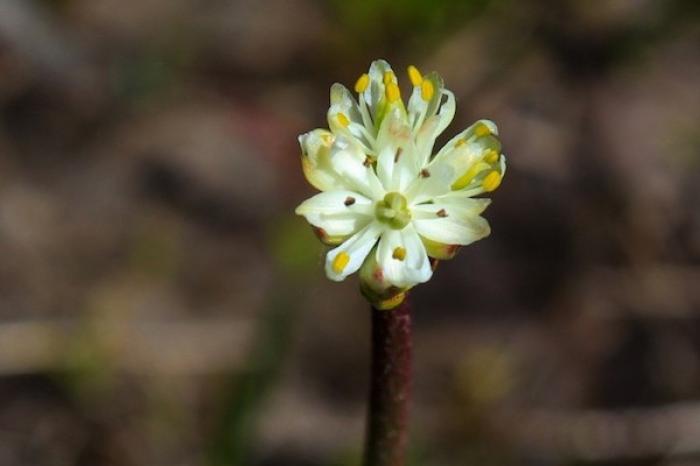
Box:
364;296;412;466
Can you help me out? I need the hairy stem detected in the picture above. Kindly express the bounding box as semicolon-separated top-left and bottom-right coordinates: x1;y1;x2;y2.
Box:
364;297;412;466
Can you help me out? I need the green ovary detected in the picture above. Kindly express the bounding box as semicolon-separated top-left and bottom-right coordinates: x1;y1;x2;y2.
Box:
375;192;411;230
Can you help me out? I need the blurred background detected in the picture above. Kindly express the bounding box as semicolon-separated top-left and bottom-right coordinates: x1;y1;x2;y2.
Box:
0;0;699;465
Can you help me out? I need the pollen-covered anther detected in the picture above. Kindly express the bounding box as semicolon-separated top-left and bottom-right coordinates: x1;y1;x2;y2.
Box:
421;79;434;101
332;252;350;273
484;149;499;164
385;82;401;103
383;70;395;85
482;170;502;192
344;196;356;206
392;247;407;261
407;65;423;86
475;123;491;137
354;73;370;93
337;112;350;127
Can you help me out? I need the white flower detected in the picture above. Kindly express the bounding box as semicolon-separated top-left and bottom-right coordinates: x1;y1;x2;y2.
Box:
295;60;506;306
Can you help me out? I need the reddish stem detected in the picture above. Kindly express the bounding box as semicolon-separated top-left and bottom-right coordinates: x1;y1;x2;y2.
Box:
364;297;412;466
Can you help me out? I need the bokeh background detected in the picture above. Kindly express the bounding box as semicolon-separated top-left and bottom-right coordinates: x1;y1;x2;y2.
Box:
1;0;700;465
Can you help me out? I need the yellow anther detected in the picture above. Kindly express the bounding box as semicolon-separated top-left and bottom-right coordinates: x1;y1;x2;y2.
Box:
484;149;499;164
354;73;370;93
337;112;350;127
375;291;406;310
421;79;434;101
474;123;491;137
392;247;407;261
332;252;350;273
383;70;395;85
451;162;487;190
385;82;401;103
455;138;466;148
407;65;423;86
482;170;502;192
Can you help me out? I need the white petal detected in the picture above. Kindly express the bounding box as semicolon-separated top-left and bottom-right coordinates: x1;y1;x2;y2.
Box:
434;89;456;137
325;222;383;281
413;213;491;246
413;197;491;219
327;84;375;153
432;119;501;165
330;136;385;199
406;73;455;164
295;190;374;237
404;161;454;205
375;108;418;192
376;226;432;288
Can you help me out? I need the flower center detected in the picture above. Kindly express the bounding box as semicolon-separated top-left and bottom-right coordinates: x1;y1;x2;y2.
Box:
375;192;411;230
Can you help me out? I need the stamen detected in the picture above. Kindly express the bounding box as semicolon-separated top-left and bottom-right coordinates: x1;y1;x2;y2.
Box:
344;196;356;206
474;123;491;137
451;163;488;190
436;209;448;217
484;149;499;164
420;168;431;178
421;79;434;101
385;82;401;103
407;65;423;86
392;247;406;261
337;112;350;127
383;70;395;85
354;73;370;93
482;170;502;192
363;156;373;167
332;252;350;273
394;147;403;163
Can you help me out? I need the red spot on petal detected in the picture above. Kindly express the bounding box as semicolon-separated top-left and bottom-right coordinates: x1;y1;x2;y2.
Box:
312;226;328;241
446;244;461;256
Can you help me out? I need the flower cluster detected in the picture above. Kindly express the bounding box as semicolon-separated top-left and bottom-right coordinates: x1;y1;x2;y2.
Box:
295;60;506;309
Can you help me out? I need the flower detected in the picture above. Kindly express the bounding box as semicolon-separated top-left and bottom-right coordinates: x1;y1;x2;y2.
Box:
295;60;506;309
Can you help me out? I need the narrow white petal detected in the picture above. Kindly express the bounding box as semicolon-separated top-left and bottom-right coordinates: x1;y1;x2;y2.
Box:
434;89;456;136
432;119;501;165
325;222;383;281
295;190;374;237
374;108;419;192
413;214;491;246
414;196;491;219
404;162;454;204
331;141;385;199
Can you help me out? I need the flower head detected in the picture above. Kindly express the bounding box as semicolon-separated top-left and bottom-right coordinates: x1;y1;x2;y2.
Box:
295;60;506;309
